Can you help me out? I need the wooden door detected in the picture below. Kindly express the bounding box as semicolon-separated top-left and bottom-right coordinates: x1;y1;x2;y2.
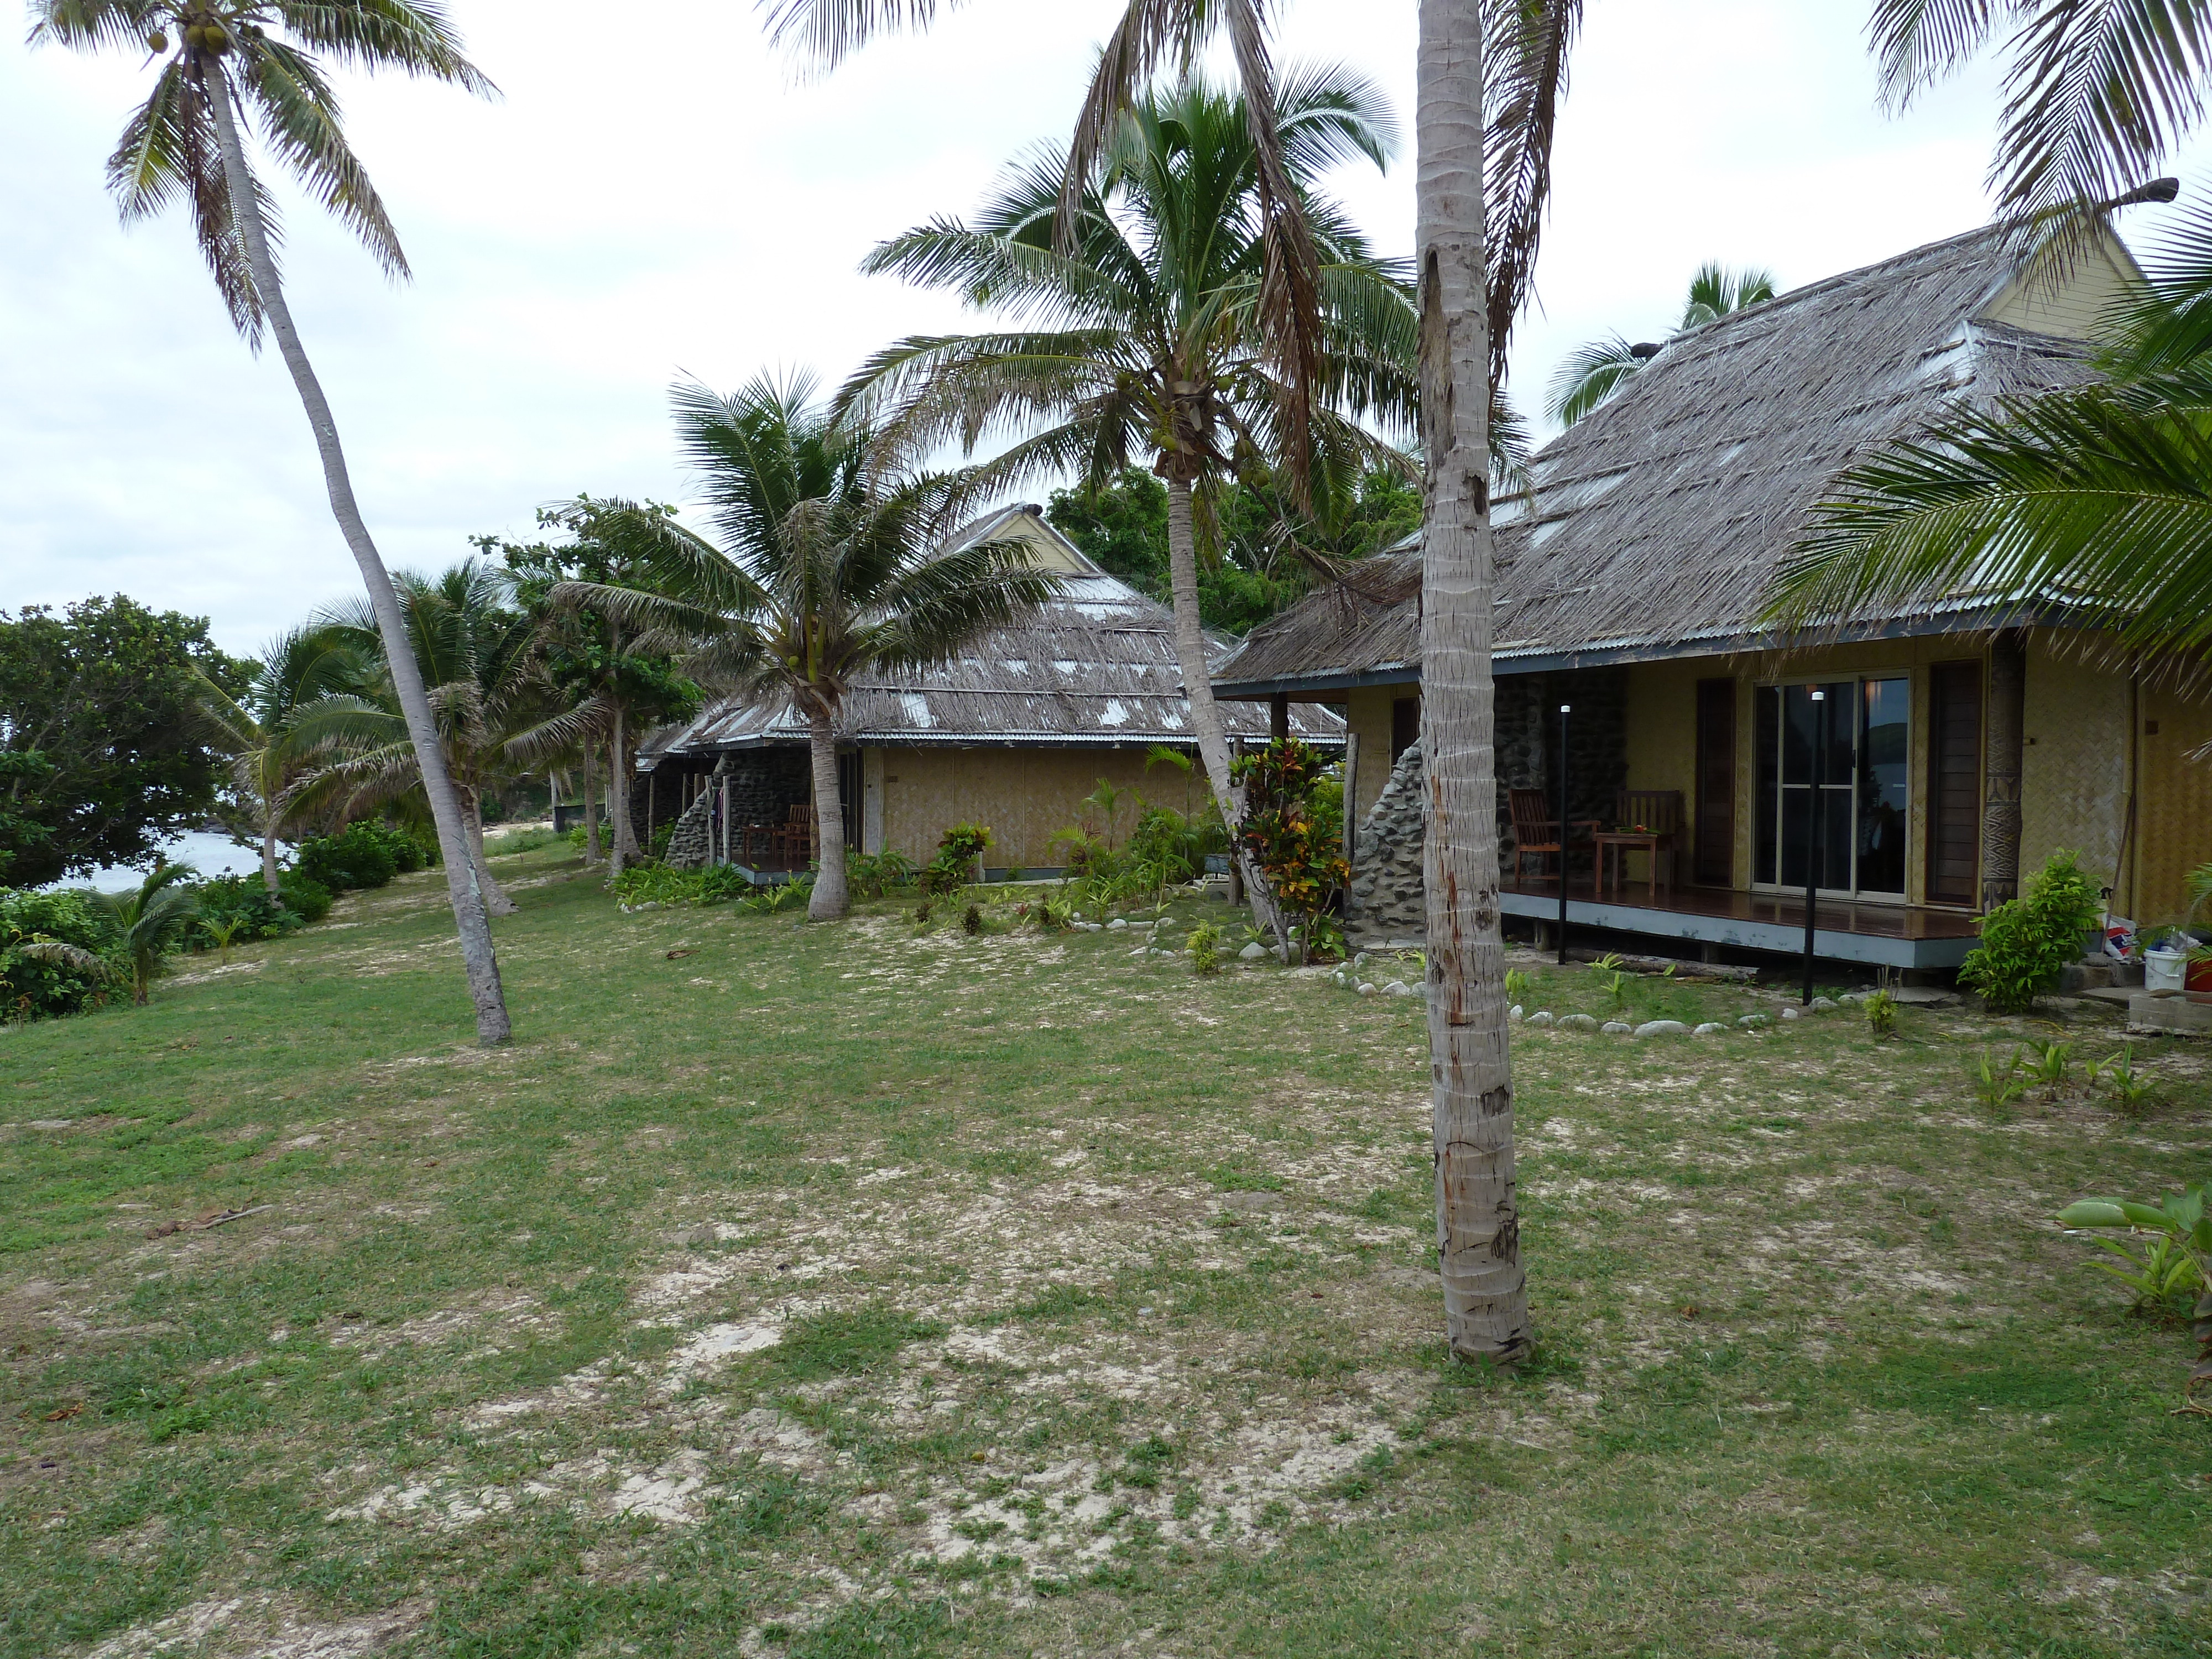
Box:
1694;678;1736;885
1926;661;1981;904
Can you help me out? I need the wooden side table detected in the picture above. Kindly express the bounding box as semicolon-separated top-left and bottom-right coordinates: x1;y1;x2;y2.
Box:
1593;831;1670;902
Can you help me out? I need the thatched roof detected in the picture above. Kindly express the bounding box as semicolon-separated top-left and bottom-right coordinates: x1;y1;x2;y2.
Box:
1217;221;2126;696
642;504;1341;761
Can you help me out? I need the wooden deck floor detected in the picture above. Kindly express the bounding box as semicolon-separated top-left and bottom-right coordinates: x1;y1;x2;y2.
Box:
1492;875;1981;968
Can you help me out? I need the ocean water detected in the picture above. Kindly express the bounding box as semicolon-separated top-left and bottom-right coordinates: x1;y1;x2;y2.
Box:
62;831;270;893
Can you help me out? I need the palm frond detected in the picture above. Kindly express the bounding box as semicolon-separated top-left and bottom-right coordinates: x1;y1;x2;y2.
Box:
1485;0;1583;392
757;0;959;72
1544;334;1644;427
241;37;408;278
1767;366;2212;660
274;0;498;94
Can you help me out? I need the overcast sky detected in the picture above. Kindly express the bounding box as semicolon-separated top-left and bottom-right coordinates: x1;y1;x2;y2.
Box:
2;2;2197;656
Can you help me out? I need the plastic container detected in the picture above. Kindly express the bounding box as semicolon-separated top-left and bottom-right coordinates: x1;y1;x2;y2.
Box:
2146;946;2188;993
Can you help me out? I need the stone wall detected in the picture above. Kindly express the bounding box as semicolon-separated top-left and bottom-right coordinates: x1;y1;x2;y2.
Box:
1344;670;1630;942
654;750;813;868
1346;742;1426;941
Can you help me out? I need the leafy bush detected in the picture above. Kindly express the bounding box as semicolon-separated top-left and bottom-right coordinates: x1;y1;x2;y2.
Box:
1187;921;1223;974
0;889;120;1021
611;863;754;908
294;821;414;893
847;848;920;899
1231;738;1349;963
938;822;994;863
278;873;334;924
1864;987;1898;1037
188;875;300;945
483;827;556;858
1959;849;2104;1014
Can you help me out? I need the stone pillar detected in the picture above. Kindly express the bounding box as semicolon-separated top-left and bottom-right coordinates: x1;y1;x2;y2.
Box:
1981;631;2027;910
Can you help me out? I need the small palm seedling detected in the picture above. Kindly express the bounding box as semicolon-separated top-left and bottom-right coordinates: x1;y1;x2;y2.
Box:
1970;1045;2028;1111
1605;970;1631;1016
1503;968;1531;1005
2028;1038;2073;1094
2103;1046;2159;1115
2057;1183;2211;1404
91;864;201;1006
1591;952;1627;973
1864;987;1898;1037
1187;922;1223;975
200;914;245;965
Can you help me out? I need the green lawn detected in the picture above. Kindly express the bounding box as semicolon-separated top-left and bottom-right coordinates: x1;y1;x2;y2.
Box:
3;845;2207;1657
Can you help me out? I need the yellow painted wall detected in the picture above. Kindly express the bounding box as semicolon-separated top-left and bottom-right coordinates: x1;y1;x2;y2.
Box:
872;746;1196;870
1978;229;2142;341
1343;687;1401;822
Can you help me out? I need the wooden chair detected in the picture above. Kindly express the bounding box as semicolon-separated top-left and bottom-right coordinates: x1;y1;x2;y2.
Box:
1507;788;1598;882
773;804;818;865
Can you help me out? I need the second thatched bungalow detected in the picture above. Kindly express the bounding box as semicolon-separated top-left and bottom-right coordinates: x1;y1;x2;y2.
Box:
637;503;1339;876
1214;217;2211;971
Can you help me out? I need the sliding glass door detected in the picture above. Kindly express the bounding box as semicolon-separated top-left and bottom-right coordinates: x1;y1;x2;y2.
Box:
1754;677;1911;899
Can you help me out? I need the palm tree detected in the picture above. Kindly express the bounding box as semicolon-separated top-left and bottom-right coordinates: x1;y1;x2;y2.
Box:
765;0;1575;1367
92;862;201;1006
311;561;549;916
1546;262;1776;427
191;625;381;894
842;68;1419;938
552;374;1060;923
31;3;512;1045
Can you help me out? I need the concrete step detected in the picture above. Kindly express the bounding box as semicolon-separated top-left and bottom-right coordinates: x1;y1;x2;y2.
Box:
2128;990;2212;1036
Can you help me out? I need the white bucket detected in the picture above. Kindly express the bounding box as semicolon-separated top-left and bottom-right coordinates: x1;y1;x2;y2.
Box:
2146;946;2188;993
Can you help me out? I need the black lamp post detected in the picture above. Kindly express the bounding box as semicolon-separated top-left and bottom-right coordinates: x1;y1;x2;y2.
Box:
1556;702;1571;967
1802;688;1825;1005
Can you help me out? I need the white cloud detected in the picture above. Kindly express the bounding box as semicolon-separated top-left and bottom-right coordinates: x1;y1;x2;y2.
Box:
2;1;2201;655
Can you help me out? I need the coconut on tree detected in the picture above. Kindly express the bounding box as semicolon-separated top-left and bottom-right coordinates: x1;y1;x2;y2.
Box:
31;1;512;1043
550;374;1061;923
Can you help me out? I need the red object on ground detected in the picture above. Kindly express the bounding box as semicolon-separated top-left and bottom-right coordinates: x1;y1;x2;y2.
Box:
2187;956;2212;997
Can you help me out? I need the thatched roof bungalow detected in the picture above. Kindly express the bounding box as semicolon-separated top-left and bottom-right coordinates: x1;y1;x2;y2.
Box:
1217;219;2209;968
639;504;1339;875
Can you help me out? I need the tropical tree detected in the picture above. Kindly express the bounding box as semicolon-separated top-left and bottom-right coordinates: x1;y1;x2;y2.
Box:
91;862;200;1006
1545;262;1776;427
190;624;380;893
310;561;549;916
30;2;512;1044
764;0;1574;1366
550;374;1060;923
494;507;707;879
842;68;1420;938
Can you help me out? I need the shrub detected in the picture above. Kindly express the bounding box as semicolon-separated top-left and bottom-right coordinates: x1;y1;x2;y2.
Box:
938;822;994;863
189;875;300;945
1864;987;1898;1037
1230;739;1349;964
1187;921;1223;974
278;873;334;924
611;863;754;908
1959;849;2103;1014
294;822;400;894
847;848;920;899
0;889;120;1021
962;903;983;935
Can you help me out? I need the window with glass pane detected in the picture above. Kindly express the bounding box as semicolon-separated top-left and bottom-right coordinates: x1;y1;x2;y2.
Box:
1857;678;1910;894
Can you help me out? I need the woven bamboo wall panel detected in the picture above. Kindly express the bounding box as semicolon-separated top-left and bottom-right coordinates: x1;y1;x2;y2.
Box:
2137;684;2212;925
1343;687;1399;821
2020;641;2129;892
878;747;1183;870
1623;661;1700;802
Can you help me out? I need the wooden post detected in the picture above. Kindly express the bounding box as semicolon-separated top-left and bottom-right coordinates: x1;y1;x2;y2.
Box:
1227;736;1245;906
1270;692;1290;745
1981;632;2027;911
719;775;731;866
1342;732;1360;865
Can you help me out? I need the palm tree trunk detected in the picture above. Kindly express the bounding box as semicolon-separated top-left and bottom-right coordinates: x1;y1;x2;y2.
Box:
805;704;849;921
463;792;515;915
261;818;280;895
1162;474;1286;946
583;744;603;866
200;58;509;1045
1417;0;1529;1364
609;701;642;874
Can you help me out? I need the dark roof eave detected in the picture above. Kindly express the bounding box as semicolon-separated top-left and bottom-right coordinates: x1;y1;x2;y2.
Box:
1211;604;2085;693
